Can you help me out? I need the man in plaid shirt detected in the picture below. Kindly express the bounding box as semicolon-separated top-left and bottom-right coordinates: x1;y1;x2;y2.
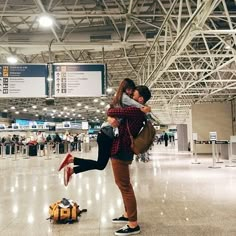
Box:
107;85;151;236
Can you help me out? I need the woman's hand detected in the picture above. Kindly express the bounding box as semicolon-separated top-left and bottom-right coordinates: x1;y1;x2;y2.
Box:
140;106;151;113
107;116;120;127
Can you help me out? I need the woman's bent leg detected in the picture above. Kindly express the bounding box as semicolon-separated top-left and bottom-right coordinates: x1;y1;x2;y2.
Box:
73;132;112;173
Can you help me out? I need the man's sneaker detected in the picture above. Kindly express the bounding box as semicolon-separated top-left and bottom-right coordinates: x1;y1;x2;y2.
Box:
112;215;128;223
64;166;73;186
115;225;140;235
58;153;72;171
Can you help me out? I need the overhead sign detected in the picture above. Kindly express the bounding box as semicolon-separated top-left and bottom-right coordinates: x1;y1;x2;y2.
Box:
0;64;47;97
53;63;106;97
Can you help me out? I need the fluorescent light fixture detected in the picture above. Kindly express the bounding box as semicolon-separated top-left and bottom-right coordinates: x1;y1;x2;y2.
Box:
39;15;53;27
7;56;17;64
225;45;231;49
77;103;81;106
93;99;98;102
32;105;37;109
106;87;113;93
23;108;27;112
11;106;15;110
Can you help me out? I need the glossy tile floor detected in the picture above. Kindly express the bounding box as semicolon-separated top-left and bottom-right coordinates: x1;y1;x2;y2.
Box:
1;142;236;236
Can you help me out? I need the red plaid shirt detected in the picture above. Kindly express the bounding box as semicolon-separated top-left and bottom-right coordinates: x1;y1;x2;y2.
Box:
107;106;145;157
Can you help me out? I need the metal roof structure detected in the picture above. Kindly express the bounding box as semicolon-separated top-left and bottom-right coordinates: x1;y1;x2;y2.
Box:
0;0;236;124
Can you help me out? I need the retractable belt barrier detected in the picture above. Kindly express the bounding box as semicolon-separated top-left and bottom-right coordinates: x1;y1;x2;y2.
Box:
0;140;86;161
193;140;230;168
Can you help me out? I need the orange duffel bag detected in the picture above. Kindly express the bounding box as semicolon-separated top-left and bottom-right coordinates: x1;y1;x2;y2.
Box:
48;198;87;223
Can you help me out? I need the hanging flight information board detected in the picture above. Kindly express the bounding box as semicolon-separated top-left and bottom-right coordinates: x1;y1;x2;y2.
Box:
0;64;47;97
53;63;106;97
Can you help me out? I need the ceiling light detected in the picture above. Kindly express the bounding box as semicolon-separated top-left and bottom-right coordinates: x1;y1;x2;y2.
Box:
96;110;100;113
15;111;19;114
43;107;47;111
7;56;18;64
23;108;27;112
32;105;37;109
77;103;81;106
10;106;15;110
100;101;105;106
38;15;53;27
225;45;231;50
84;105;89;109
93;99;98;103
47;77;53;82
78;114;81;117
106;87;113;93
35;114;38;117
64;107;67;110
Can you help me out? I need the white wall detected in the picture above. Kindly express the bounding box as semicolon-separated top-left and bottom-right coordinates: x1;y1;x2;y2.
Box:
191;102;232;154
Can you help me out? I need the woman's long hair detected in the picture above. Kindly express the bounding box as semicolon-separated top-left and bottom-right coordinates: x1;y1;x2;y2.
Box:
112;78;136;107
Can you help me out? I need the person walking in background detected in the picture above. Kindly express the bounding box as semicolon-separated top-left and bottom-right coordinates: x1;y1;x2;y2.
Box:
164;132;168;147
107;85;152;236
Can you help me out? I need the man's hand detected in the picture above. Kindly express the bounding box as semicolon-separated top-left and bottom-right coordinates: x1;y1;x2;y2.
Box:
140;106;151;113
107;116;120;127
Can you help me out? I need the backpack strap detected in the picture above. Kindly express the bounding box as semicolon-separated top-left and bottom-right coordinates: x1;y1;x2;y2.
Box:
78;209;87;216
126;120;134;147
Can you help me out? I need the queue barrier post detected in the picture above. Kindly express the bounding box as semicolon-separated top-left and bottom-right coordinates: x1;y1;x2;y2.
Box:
13;143;18;161
208;141;221;169
55;143;60;158
23;145;30;159
45;143;52;160
192;140;200;164
1;144;4;159
226;137;236;167
9;144;12;158
215;142;223;163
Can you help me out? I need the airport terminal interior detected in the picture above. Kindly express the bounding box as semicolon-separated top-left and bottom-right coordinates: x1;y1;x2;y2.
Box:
1;0;236;235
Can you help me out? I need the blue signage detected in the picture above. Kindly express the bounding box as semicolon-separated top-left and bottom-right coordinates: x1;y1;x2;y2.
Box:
0;64;47;97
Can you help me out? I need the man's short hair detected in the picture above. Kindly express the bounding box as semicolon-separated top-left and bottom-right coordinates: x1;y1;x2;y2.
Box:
135;85;151;103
